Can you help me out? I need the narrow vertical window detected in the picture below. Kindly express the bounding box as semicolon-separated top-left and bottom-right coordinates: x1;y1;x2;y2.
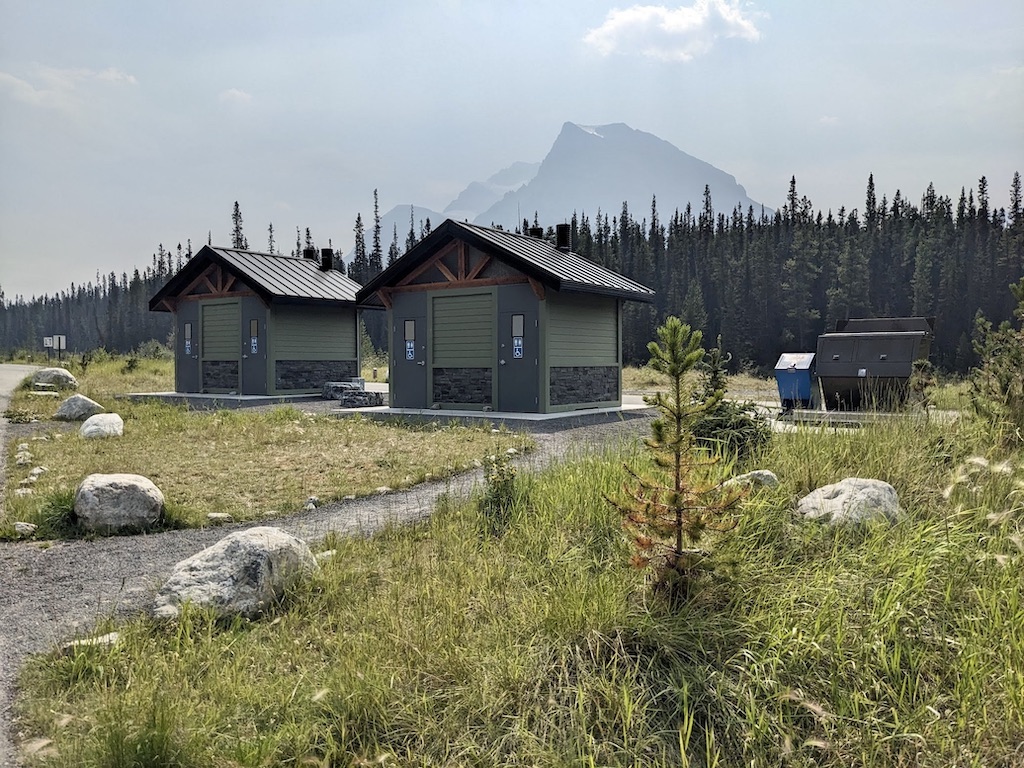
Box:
405;320;416;341
250;319;259;338
183;323;192;340
511;314;524;338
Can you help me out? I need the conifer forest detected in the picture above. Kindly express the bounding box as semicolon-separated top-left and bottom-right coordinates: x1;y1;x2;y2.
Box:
1;173;1021;374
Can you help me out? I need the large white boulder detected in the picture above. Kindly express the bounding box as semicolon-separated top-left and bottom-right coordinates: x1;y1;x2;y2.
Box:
80;413;124;438
797;478;902;525
75;473;165;533
54;394;105;421
31;367;78;389
153;527;318;620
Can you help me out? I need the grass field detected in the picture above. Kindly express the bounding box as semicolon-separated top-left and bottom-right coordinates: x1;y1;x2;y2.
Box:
7;353;1023;765
12;412;1024;767
1;356;529;537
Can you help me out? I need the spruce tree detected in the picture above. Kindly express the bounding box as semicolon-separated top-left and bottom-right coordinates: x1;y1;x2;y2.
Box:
231;201;247;249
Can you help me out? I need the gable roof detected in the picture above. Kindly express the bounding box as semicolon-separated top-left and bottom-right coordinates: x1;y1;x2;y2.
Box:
150;245;362;311
356;219;655;306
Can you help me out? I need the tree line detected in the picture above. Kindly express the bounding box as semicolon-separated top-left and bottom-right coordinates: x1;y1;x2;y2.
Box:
1;174;1021;374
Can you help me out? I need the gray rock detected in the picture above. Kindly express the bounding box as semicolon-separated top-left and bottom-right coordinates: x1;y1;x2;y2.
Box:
14;522;37;537
724;469;780;490
797;478;902;525
31;367;78;390
80;413;124;439
74;473;165;533
152;527;318;619
206;512;234;524
54;394;105;421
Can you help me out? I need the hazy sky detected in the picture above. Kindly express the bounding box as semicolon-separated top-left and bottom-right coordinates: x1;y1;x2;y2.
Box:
1;0;1022;299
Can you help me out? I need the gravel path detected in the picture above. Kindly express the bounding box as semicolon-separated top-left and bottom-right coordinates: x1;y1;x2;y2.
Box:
0;385;653;767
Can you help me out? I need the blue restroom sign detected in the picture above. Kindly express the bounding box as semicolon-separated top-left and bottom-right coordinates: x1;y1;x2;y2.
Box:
406;340;415;360
513;336;524;358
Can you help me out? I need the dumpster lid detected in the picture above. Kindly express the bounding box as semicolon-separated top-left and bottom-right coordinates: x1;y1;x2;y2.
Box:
775;352;815;371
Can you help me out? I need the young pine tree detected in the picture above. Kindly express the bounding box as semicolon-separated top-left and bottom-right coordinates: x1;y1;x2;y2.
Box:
606;316;746;604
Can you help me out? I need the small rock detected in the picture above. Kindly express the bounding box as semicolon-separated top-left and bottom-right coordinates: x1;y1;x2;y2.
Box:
18;477;36;485
304;502;316;511
306;496;320;507
797;478;902;526
29;466;48;478
75;473;165;533
54;393;106;421
32;367;79;390
723;470;780;490
375;486;392;494
153;527;318;619
342;495;356;501
16;443;29;452
14;522;38;537
505;448;518;456
14;489;34;497
60;631;121;655
80;413;124;439
315;549;336;563
206;512;234;524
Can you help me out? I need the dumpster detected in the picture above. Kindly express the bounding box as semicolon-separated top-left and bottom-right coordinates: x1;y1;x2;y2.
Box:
816;317;934;410
774;353;816;410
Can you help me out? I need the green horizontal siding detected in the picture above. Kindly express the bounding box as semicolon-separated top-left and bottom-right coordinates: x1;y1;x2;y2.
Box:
202;302;240;358
548;296;618;365
432;293;494;366
273;306;356;359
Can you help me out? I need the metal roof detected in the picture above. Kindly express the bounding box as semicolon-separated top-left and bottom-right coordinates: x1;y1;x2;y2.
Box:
356;219;655;305
150;245;361;310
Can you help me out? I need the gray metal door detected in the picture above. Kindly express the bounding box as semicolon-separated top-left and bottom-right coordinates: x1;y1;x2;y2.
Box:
176;305;200;393
392;315;427;407
497;308;539;412
240;317;267;395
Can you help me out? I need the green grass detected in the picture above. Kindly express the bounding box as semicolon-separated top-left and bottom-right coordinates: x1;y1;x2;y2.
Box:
13;416;1024;766
2;355;530;537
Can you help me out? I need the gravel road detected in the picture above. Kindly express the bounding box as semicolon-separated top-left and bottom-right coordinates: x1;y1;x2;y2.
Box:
0;366;652;767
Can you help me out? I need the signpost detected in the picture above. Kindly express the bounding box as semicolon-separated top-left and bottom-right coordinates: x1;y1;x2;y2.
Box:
52;334;66;362
43;336;53;362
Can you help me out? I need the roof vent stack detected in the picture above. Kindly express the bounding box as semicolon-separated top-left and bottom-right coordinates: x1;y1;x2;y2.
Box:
302;248;317;261
555;223;571;251
528;226;544;239
320;248;333;271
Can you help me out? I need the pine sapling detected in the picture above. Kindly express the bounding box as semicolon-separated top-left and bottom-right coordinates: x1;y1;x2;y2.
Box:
606;316;747;604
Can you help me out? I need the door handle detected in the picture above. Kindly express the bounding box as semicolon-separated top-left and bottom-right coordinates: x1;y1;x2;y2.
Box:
416;361;425;366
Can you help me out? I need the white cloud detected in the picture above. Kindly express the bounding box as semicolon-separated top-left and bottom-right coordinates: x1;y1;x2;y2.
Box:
219;88;253;105
0;65;137;109
584;0;763;62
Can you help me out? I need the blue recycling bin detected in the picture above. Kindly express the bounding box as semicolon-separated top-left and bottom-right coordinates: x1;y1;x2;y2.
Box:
774;353;816;409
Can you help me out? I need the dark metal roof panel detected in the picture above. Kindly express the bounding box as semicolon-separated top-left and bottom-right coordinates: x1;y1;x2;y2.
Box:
209;247;361;303
456;222;655;301
356;219;655;304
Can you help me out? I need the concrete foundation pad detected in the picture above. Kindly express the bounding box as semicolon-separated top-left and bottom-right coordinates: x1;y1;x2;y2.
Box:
121;392;324;410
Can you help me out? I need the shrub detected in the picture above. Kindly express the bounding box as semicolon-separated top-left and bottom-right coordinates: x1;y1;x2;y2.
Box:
969;278;1024;446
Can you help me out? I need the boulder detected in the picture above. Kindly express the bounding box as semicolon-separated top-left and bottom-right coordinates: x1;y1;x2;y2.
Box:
80;413;124;439
74;473;165;533
797;478;902;525
14;522;38;538
153;527;317;619
724;469;780;490
31;367;78;390
54;394;105;421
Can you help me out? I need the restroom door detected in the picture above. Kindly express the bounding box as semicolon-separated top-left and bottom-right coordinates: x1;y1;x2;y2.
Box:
392;315;427;407
497;308;539;412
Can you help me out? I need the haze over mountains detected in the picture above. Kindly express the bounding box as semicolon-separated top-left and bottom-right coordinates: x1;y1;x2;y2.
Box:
376;121;769;247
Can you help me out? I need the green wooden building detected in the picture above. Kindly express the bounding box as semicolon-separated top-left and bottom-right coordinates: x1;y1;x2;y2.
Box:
150;245;361;395
357;220;655;413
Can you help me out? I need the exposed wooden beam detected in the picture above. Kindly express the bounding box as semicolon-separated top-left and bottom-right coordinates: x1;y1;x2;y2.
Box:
435;259;458;283
528;277;546;301
396;240;461;286
377;288;393;309
222;273;237;293
466;254;491;280
389;276;529;294
457;242;466;280
177;290;258;302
